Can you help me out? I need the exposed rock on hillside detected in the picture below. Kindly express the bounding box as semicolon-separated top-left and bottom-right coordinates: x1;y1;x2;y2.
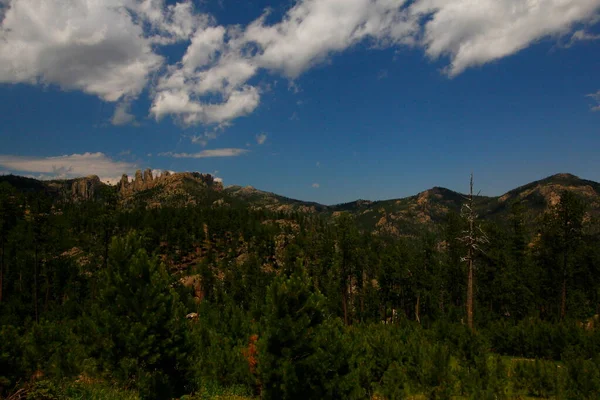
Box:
45;175;103;202
119;170;223;207
2;172;600;236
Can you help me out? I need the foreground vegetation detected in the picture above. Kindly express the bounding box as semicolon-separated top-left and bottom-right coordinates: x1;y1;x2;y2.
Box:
1;180;600;399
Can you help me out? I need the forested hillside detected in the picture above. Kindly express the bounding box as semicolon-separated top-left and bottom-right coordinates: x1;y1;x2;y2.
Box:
1;173;600;399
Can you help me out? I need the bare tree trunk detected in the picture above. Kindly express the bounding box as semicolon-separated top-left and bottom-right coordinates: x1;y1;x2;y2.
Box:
467;252;474;331
416;293;421;324
561;273;567;320
44;263;50;312
0;240;4;303
466;175;475;331
459;174;486;332
361;270;366;322
34;243;39;323
342;285;348;326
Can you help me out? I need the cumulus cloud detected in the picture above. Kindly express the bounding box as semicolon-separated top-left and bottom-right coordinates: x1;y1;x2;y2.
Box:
158;148;249;158
255;133;268;145
2;0;599;126
243;0;417;78
410;0;600;76
312;183;320;188
149;0;418;125
0;0;210;103
0;0;162;101
0;152;137;183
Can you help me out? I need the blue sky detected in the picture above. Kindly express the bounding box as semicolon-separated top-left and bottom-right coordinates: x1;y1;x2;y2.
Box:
0;0;599;205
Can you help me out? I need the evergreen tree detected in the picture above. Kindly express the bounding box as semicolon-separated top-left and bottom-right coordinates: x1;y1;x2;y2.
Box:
258;267;352;399
92;233;191;399
538;191;585;319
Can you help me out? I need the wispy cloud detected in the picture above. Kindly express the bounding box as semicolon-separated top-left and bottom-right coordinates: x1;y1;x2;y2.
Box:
190;132;218;147
159;148;249;158
288;81;302;94
563;29;600;47
0;152;136;183
312;183;320;188
190;123;231;146
111;100;138;126
586;90;600;111
255;133;268;145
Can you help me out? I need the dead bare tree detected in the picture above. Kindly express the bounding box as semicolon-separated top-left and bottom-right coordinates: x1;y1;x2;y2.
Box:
458;174;489;331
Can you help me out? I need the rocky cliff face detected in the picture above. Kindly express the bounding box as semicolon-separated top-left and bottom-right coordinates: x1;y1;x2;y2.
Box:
119;169;221;196
43;175;104;202
71;175;102;201
118;170;223;207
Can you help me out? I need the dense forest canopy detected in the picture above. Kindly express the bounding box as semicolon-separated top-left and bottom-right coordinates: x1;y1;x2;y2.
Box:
1;172;600;399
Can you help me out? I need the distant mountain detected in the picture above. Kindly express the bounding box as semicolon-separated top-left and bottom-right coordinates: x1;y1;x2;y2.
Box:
224;185;328;213
484;173;600;219
326;173;600;234
2;172;599;234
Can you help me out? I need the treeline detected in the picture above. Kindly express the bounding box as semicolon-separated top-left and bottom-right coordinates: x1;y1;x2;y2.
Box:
1;181;600;399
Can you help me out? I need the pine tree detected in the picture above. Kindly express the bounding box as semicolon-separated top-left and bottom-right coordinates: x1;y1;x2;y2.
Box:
92;233;191;399
258;267;352;399
539;191;585;319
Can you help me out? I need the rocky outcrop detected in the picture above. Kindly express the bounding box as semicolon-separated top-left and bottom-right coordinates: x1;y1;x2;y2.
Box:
118;170;223;206
70;175;102;201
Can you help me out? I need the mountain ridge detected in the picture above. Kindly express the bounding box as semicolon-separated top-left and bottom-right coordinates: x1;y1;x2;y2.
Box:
2;172;599;234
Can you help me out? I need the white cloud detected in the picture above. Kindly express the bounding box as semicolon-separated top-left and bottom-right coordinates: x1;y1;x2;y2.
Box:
191;131;218;147
316;161;320;167
0;0;162;101
149;0;418;126
0;0;209;103
136;0;207;44
312;183;320;188
0;152;137;183
150;84;260;125
2;0;599;127
182;26;226;71
410;0;600;76
255;133;268;145
243;0;417;78
564;29;600;46
111;101;137;126
587;90;600;111
158;148;249;158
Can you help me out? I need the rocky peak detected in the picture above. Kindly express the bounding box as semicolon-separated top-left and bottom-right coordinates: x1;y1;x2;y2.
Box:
143;168;153;183
549;173;579;181
119;170;223;199
70;175;101;201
